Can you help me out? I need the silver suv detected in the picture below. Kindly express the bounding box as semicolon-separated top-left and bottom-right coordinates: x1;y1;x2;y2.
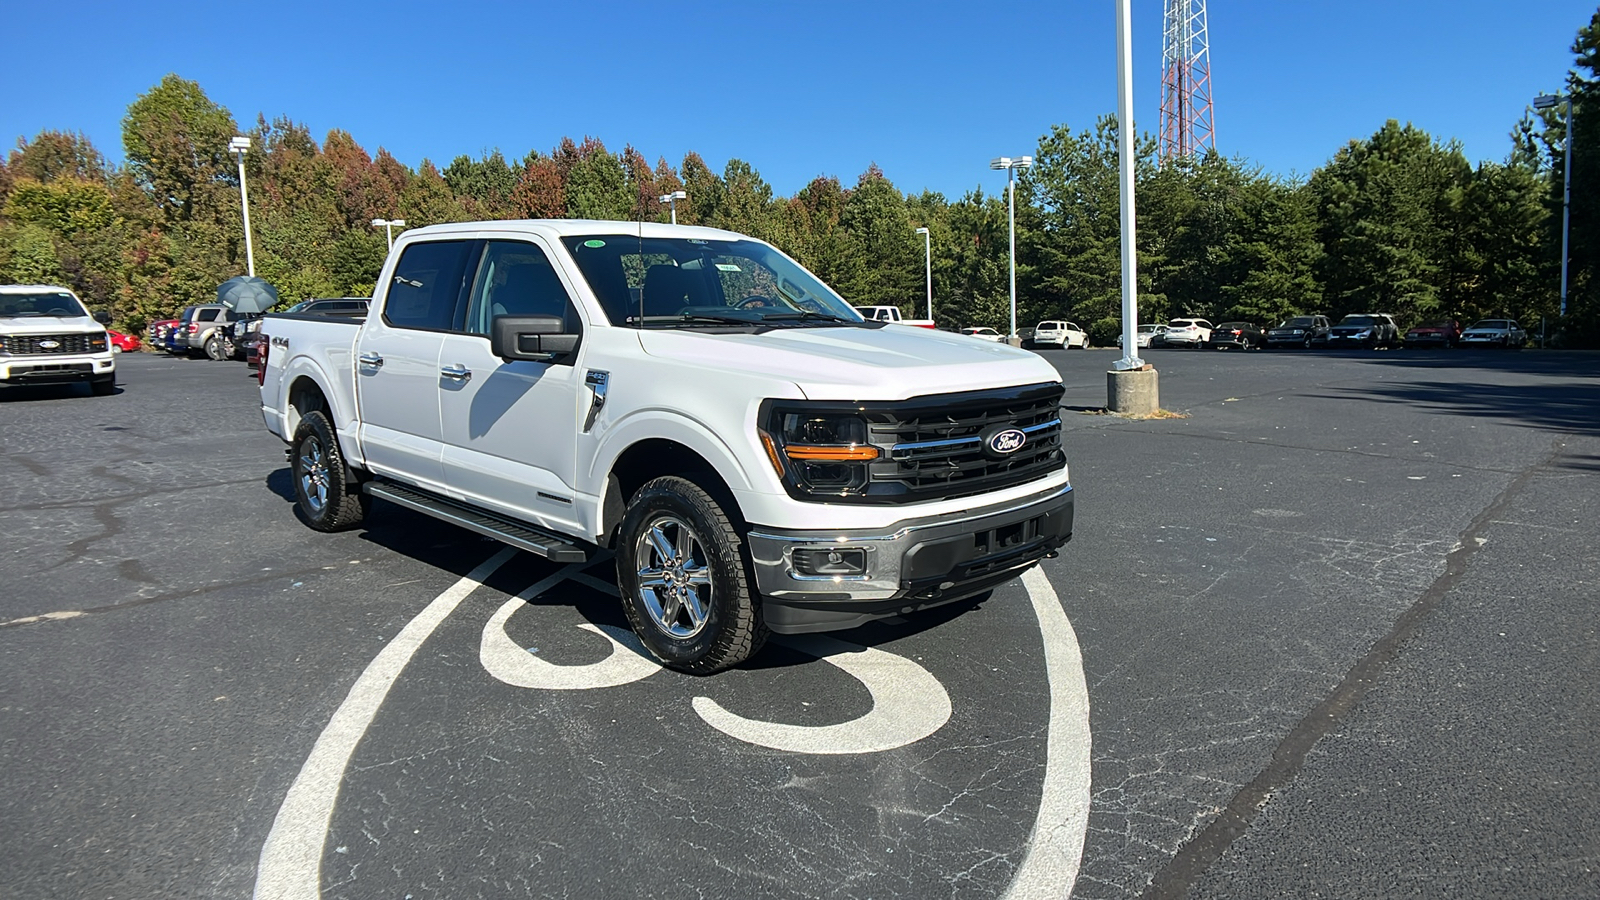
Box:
176;304;240;359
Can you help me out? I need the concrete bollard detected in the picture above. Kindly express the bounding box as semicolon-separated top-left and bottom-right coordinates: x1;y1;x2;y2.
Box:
1107;367;1159;416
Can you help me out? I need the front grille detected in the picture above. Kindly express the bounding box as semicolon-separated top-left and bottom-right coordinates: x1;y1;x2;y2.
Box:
2;333;94;355
867;382;1065;501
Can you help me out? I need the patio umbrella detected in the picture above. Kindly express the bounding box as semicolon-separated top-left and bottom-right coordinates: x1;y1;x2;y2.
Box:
217;275;280;314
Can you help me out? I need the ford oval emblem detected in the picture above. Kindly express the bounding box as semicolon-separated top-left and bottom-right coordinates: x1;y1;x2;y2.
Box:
39;340;60;349
988;428;1027;455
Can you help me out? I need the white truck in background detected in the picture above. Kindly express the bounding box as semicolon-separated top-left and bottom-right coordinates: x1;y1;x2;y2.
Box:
853;305;937;328
0;285;116;395
258;220;1073;673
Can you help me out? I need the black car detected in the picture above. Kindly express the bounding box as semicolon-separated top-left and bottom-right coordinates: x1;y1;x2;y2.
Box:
285;297;370;316
1326;313;1400;349
1265;315;1331;348
1206;321;1266;350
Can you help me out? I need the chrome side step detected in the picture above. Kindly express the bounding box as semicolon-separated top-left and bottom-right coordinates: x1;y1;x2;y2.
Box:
365;479;590;563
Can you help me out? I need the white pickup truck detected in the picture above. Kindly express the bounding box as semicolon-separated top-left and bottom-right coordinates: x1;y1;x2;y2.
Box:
1;284;116;395
258;221;1073;673
854;305;937;328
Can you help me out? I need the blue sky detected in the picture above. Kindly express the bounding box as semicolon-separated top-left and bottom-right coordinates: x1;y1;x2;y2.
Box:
5;1;1593;199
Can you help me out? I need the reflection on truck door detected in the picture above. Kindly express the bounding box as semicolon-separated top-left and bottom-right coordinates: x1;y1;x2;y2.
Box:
354;239;474;490
437;238;584;533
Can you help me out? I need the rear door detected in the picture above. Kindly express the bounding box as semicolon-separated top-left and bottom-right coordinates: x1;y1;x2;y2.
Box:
354;238;475;491
436;238;586;532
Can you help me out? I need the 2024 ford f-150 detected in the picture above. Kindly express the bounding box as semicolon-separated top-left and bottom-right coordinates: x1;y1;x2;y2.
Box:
258;220;1074;672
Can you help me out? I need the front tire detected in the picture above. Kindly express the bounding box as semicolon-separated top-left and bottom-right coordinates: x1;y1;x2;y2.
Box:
90;375;115;396
291;410;368;531
616;476;766;674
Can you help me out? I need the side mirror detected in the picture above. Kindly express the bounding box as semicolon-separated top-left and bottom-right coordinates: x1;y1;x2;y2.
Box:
93;310;111;325
490;314;580;363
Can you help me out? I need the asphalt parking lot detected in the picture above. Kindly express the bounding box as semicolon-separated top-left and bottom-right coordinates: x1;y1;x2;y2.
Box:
2;346;1597;899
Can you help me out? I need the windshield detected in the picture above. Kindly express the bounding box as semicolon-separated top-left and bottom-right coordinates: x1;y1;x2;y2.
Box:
1283;317;1316;327
1340;316;1377;327
561;235;864;328
0;290;89;318
1470;320;1506;329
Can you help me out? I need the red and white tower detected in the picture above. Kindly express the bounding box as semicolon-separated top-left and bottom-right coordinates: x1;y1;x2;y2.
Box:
1160;0;1216;161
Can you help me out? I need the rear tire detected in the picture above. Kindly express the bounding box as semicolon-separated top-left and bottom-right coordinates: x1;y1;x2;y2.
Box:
616;475;766;674
291;410;368;531
204;335;225;360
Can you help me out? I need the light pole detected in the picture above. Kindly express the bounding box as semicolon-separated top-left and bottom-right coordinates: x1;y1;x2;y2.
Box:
915;226;933;321
229;136;255;277
989;156;1032;343
1534;93;1573;318
660;190;687;225
1106;0;1158;415
1114;0;1144;371
371;218;407;251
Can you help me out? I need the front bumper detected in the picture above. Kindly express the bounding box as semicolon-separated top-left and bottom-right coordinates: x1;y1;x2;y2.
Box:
0;353;115;384
746;482;1074;633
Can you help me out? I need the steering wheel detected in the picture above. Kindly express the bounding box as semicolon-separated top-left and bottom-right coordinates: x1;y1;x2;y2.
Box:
47;307;73;316
737;295;779;310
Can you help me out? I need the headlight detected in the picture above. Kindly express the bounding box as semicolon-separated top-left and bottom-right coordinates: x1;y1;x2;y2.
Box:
1290;329;1304;335
1354;329;1372;338
760;409;877;495
89;334;109;352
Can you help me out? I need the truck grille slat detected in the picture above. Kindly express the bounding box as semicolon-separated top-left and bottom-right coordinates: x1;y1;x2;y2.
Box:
3;334;93;355
864;383;1065;502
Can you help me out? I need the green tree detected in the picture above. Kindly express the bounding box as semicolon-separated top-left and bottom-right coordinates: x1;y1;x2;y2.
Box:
121;75;239;226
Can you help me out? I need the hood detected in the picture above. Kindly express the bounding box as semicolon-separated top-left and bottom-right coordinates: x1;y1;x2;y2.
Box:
0;314;104;336
639;325;1059;400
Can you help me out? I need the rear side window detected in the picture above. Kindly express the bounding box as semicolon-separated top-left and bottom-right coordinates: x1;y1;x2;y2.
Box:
197;308;219;322
385;240;474;331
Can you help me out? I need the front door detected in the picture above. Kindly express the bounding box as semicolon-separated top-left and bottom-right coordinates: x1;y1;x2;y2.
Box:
354;238;476;491
437;238;585;534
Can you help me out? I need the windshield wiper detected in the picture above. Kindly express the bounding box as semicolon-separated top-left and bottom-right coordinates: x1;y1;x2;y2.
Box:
761;309;872;326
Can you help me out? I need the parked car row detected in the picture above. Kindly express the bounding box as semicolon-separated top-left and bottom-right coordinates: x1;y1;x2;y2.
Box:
143;298;369;363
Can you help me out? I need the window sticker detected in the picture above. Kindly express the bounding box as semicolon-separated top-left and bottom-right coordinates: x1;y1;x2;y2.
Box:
583;239;606;248
714;263;742;272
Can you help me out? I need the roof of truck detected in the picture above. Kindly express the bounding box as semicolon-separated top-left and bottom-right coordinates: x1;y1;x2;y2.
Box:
403;219;751;241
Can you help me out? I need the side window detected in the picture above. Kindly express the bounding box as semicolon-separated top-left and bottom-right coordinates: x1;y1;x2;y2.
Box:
385;240;474;331
198;309;219;322
463;240;579;336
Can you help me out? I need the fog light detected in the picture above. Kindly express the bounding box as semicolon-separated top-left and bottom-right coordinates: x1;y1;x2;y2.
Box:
792;548;867;577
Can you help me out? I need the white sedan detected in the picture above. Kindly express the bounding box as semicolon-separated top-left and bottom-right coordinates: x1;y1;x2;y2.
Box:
1459;319;1527;348
959;327;1005;342
1116;323;1169;348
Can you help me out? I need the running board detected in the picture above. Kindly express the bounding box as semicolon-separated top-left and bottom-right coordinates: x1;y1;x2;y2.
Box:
364;480;590;563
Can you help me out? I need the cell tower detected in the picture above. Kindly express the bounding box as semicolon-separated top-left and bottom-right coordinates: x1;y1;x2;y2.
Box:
1160;0;1215;162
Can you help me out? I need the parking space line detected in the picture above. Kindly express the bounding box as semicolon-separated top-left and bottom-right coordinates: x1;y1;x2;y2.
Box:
1004;566;1093;900
252;548;516;900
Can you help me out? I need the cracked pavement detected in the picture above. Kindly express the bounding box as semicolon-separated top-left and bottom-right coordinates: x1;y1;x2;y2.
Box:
2;347;1597;898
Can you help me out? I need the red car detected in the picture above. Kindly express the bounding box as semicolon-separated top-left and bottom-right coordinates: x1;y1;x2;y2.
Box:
108;330;140;353
1403;319;1461;348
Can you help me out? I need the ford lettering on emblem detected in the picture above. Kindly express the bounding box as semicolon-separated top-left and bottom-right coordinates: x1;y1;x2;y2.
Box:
988;428;1026;455
39;340;60;349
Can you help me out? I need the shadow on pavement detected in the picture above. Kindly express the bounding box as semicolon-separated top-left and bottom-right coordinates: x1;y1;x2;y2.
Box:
1312;351;1600;437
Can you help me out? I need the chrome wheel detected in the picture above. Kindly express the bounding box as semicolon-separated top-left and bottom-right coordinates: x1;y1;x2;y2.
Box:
297;437;330;515
633;514;713;639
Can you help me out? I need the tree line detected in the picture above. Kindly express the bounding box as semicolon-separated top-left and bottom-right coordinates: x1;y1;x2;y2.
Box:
2;9;1595;345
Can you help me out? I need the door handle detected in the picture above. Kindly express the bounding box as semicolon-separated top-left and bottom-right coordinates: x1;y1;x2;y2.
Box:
440;363;472;382
358;352;383;368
